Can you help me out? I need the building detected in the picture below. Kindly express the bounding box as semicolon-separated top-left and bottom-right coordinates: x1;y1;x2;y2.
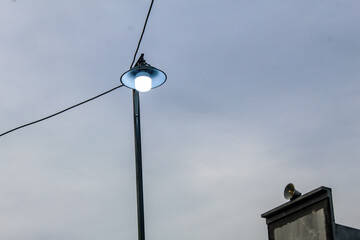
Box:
261;185;360;240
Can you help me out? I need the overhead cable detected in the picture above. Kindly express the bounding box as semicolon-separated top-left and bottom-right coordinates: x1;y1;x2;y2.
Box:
130;0;155;69
0;85;124;137
1;0;156;138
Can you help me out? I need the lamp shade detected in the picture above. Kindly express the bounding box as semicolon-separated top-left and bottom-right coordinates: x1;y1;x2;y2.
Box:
120;65;167;92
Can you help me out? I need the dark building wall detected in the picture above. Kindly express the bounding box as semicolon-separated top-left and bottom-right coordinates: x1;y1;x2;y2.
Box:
335;224;360;240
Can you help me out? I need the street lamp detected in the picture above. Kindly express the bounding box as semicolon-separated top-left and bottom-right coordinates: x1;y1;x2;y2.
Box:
120;54;167;240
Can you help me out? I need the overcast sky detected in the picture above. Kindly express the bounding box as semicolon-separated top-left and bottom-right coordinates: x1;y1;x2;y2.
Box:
0;0;360;239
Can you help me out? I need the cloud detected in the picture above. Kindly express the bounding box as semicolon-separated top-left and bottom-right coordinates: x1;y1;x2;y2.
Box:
1;0;360;239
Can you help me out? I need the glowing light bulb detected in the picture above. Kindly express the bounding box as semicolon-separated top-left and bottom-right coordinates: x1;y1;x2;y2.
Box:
134;72;152;92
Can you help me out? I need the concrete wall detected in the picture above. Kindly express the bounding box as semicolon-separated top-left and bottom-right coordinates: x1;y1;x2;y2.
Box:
274;208;327;240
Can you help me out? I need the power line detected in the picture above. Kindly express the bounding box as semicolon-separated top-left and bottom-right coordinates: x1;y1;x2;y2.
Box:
1;0;156;138
0;85;124;137
130;0;154;69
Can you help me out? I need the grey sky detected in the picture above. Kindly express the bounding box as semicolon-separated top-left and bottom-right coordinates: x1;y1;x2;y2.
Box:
1;0;359;239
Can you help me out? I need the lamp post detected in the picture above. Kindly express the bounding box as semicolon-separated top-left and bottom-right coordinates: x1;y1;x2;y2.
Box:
120;54;167;240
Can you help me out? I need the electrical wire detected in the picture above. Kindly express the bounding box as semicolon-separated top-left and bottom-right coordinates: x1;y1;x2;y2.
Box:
130;0;154;69
0;85;124;137
1;0;156;138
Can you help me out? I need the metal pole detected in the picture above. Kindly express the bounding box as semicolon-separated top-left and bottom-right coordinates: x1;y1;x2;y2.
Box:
132;89;146;240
